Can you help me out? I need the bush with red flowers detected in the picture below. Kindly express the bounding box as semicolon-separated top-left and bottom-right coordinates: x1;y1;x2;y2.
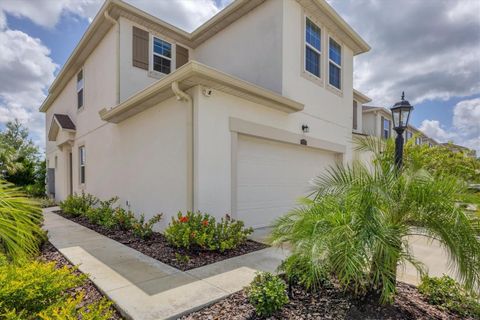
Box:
164;211;253;252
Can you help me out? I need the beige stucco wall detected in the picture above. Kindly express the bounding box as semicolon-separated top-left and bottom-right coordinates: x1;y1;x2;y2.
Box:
46;26;117;201
193;86;344;219
73;96;190;229
44;0;365;226
45;23;189;228
281;0;355;163
362;112;377;136
193;0;284;94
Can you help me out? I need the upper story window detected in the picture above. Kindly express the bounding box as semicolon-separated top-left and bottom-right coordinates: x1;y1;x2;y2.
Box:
77;70;84;109
305;18;321;78
79;146;86;184
415;137;422;145
382;117;391;139
329;38;342;90
153;37;172;74
352;100;358;130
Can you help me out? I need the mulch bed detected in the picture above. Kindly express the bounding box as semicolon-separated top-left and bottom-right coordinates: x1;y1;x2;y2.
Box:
180;281;468;320
54;210;268;271
39;242;123;319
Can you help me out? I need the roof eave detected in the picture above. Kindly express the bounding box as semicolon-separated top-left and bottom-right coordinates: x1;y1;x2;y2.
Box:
39;0;115;113
100;61;304;123
353;89;372;104
311;0;370;55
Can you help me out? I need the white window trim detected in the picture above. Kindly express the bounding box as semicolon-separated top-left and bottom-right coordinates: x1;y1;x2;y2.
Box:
78;145;86;187
77;69;84;112
304;16;322;80
327;35;343;93
149;34;175;78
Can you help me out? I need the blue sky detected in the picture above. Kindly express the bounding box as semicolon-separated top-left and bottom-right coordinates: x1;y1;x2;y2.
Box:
0;0;478;153
6;13;88;68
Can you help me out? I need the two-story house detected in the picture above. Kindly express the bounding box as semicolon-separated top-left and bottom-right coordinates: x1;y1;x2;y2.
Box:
40;0;370;229
359;105;437;146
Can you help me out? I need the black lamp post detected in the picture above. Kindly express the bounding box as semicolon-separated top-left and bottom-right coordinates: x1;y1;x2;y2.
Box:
390;92;414;169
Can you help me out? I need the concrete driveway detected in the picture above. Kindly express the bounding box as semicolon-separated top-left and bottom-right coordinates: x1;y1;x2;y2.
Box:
251;228;455;286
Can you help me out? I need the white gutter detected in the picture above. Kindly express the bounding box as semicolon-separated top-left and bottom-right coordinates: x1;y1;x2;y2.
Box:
104;10;120;104
171;81;194;212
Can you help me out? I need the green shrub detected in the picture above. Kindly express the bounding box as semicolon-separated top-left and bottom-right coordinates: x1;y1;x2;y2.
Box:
23;184;46;198
246;272;289;317
113;207;137;231
85;197;118;228
165;211;253;252
132;213;163;239
278;254;329;292
59;192;98;217
175;252;190;264
0;260;85;316
33;197;57;208
37;292;114;320
271;136;480;304
0;259;114;320
418;275;480;318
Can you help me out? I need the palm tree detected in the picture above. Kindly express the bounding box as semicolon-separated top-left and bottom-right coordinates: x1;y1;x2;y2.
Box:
0;180;43;261
271;136;480;303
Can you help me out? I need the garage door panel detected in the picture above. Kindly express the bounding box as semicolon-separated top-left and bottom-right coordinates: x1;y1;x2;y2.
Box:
237;134;336;228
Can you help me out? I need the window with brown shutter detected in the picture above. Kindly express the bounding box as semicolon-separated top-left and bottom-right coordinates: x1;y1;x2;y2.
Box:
352;100;358;130
176;45;189;69
132;26;149;70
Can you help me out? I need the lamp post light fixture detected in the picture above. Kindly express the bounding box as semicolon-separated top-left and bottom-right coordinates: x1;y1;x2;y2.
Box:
390;91;414;169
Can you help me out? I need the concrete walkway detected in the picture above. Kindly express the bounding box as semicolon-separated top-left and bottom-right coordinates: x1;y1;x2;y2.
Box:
43;208;288;320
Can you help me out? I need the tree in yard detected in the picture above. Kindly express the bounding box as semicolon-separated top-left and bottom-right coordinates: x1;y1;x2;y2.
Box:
271;136;480;304
0;119;45;195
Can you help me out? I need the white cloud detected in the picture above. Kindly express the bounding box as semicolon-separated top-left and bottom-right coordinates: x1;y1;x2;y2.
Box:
452;98;480;135
329;0;480;106
0;29;57;148
0;11;5;29
420;98;480;153
0;0;102;29
0;0;230;32
419;120;454;142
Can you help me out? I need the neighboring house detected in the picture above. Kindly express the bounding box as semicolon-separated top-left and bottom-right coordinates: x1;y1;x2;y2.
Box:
40;0;371;229
359;105;435;145
441;143;477;158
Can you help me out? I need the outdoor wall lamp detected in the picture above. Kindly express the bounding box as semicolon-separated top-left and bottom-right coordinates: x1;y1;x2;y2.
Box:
301;124;310;133
390;91;414;169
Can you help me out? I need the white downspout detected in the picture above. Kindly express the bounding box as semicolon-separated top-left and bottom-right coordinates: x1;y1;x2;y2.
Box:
172;81;195;212
104;11;120;104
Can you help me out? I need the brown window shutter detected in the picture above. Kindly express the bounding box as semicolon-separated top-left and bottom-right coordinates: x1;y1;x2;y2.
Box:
132;26;149;70
176;45;189;69
352;100;358;130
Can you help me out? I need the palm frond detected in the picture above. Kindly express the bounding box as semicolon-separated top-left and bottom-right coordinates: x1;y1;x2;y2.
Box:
0;180;43;260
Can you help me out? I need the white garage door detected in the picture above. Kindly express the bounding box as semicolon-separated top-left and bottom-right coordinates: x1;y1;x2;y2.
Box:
236;134;338;228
